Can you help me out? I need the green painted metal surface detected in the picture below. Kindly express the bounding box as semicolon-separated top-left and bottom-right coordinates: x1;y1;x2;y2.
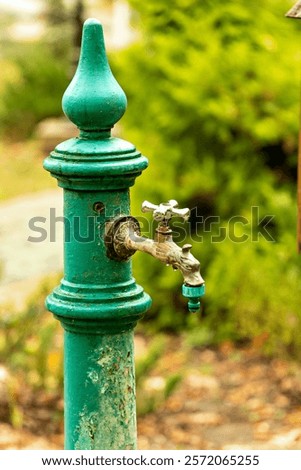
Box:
65;331;136;450
44;18;151;449
182;284;205;313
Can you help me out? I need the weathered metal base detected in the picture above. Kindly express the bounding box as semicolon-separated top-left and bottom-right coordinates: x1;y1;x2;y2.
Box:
64;330;137;450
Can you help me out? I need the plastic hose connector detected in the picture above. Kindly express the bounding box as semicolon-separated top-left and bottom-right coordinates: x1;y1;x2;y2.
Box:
182;284;205;313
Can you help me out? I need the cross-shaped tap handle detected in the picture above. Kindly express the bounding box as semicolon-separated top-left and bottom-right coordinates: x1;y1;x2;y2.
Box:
141;199;190;222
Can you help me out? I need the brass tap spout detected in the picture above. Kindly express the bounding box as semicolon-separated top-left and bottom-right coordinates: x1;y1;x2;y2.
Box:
105;200;205;312
124;222;204;287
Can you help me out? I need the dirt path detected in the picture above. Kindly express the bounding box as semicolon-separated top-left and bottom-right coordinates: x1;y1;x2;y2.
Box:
136;339;301;450
0;189;63;308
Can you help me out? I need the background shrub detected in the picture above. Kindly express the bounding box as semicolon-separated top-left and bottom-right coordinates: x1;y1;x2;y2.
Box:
112;0;301;355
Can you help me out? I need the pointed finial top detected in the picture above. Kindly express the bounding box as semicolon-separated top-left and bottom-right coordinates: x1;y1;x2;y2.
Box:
62;18;127;138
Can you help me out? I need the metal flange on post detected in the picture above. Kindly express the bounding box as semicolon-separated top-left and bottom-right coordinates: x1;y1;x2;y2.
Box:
44;19;151;450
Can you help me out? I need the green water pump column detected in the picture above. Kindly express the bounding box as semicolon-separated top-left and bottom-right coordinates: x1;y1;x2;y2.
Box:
43;19;151;449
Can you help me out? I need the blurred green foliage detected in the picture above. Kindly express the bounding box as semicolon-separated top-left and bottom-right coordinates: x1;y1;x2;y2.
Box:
0;1;73;139
0;44;70;139
112;0;301;355
0;141;56;201
0;276;63;394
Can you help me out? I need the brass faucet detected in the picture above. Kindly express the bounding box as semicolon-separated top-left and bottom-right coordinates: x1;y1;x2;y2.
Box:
105;200;205;312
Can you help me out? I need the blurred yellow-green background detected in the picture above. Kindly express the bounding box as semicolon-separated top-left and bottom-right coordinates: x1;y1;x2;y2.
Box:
1;0;301;449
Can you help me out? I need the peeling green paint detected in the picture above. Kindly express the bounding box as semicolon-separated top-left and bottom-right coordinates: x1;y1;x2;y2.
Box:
78;333;136;450
65;331;137;450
